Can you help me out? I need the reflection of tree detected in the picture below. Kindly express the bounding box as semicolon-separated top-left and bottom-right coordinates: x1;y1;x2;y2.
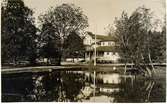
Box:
32;71;86;102
32;75;46;101
148;80;166;102
60;71;86;101
145;81;154;102
113;78;165;102
42;72;61;101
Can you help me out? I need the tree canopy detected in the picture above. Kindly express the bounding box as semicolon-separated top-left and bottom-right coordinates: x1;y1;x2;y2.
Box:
38;3;88;64
1;0;37;64
38;3;88;44
114;6;166;76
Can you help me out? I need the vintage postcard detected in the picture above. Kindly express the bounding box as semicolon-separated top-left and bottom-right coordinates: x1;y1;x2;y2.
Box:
1;0;166;102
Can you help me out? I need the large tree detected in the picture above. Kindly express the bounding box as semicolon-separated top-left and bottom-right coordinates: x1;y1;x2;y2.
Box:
1;0;37;64
114;11;130;74
38;3;88;65
114;6;165;77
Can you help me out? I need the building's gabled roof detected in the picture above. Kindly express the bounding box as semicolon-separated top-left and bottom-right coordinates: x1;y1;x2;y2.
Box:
87;32;114;41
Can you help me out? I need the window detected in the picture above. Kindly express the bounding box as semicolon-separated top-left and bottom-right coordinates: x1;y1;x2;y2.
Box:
108;42;111;46
107;52;109;55
100;52;104;57
101;42;103;46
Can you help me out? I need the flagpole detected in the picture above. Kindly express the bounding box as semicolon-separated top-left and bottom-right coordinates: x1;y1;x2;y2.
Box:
94;33;96;66
93;27;97;99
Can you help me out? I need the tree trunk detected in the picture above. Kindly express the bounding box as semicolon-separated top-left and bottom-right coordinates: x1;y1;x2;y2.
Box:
148;52;156;75
58;55;62;66
73;57;74;63
58;40;64;66
131;60;133;69
124;62;127;75
124;57;128;75
141;53;152;77
145;67;152;77
30;58;36;66
145;81;155;102
13;56;17;66
29;54;37;66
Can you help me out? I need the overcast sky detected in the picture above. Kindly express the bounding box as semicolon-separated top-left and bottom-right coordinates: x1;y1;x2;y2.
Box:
23;0;165;35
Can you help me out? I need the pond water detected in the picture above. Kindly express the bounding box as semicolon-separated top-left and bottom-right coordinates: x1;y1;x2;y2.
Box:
2;68;166;102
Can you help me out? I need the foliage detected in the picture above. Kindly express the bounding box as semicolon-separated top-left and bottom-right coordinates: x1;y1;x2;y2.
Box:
114;11;130;63
104;24;115;36
38;22;61;64
149;28;166;63
114;6;165;76
63;31;85;59
38;3;88;64
1;0;37;64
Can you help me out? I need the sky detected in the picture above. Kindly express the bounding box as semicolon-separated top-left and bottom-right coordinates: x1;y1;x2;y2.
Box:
23;0;165;35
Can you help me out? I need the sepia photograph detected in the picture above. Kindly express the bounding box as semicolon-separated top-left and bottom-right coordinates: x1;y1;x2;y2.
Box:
1;0;166;102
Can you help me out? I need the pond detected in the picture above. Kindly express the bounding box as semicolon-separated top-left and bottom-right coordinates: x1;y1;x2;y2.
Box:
2;68;166;102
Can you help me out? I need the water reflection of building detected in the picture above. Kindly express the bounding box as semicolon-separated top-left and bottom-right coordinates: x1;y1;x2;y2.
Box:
96;73;121;102
97;73;121;84
99;87;119;94
97;73;121;93
86;95;114;102
79;72;122;102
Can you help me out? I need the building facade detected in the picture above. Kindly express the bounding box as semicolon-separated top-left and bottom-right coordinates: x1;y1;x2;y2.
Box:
83;32;120;63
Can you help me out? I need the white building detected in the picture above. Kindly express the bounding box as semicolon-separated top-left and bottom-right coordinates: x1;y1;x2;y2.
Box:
83;32;120;63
